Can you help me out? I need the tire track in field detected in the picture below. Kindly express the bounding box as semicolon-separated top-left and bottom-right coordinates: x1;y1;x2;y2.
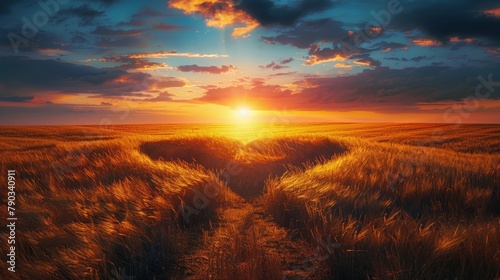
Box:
175;191;324;280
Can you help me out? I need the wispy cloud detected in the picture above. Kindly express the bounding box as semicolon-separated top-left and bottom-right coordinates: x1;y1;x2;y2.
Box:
177;64;236;74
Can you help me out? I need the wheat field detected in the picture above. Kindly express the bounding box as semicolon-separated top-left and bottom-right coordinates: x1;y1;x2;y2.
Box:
0;123;499;279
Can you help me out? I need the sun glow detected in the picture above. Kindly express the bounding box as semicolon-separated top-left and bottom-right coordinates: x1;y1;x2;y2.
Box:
234;106;254;124
238;107;251;117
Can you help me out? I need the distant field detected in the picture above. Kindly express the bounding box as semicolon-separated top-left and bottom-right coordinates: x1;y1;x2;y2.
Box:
0;124;499;279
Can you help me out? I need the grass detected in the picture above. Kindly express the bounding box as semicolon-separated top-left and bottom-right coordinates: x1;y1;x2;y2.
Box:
0;123;498;279
0;136;231;279
264;137;500;279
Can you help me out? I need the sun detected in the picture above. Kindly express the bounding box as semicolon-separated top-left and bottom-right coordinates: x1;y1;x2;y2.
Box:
238;107;251;117
234;106;254;123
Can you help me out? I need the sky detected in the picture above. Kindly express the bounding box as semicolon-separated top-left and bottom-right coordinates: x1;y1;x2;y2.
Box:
0;0;499;125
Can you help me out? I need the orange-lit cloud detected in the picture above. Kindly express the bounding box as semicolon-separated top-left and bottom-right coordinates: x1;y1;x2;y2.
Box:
177;64;236;74
334;63;352;69
305;44;348;65
383;46;409;52
168;0;259;37
306;55;346;65
412;38;442;47
484;8;500;17
128;51;229;59
36;48;73;56
353;61;371;67
101;55;171;71
485;47;500;56
449;37;475;43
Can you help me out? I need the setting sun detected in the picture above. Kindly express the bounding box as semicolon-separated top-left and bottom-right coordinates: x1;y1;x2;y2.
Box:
237;107;252;117
238;108;251;117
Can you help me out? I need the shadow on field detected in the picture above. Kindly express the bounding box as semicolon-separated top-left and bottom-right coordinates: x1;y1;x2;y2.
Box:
140;137;348;199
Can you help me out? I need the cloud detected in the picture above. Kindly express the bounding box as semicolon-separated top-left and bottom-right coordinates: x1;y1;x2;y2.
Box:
142;92;174;102
193;65;500;112
270;71;297;77
91;0;119;7
0;0;17;15
0;56;185;98
97;51;229;71
304;45;380;67
58;4;105;26
116;10;185;31
351;54;381;67
412;38;442;47
168;0;258;37
0;96;35;102
196;79;293;108
235;0;335;26
334;63;352;69
484;8;500;17
393;2;500;45
0;29;72;53
176;64;236;74
410;56;428;62
373;42;408;52
262;18;346;49
101;54;170;71
90;26;150;49
305;44;349;65
280;58;294;64
169;0;336;37
71;30;89;44
152;22;184;31
295;65;500;110
127;51;228;59
96;36;148;49
260;62;287;70
259;58;294;70
91;26;142;36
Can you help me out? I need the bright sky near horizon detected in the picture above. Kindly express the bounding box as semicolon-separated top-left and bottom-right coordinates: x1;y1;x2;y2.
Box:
0;0;499;125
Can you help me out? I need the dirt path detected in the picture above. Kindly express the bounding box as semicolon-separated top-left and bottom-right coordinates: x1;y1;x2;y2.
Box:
175;191;324;280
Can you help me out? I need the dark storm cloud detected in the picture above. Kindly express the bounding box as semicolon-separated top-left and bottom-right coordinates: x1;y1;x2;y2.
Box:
236;0;335;26
393;1;500;43
262;18;346;48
